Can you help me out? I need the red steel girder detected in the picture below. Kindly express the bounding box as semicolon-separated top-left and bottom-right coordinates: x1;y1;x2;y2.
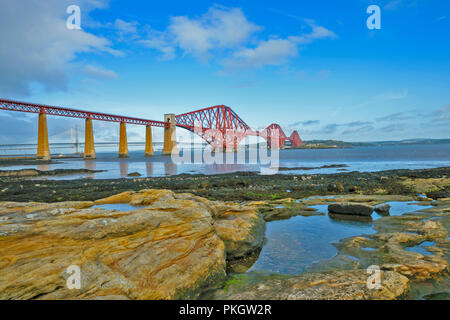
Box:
175;105;250;148
0;98;169;127
175;105;303;149
175;105;250;132
0;98;303;147
258;125;303;148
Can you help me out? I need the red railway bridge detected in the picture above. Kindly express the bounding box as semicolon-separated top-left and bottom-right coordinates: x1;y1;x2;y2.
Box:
0;98;303;160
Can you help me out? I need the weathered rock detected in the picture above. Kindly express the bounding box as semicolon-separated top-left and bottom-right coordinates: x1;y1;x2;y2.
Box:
374;203;390;215
327;182;344;193
399;177;449;195
0;168;103;177
210;270;409;300
426;190;449;200
328;213;372;223
213;207;265;259
336;210;450;281
256;200;323;222
0;189;264;300
0;169;39;177
328;203;374;216
376;227;449;280
127;172;142;177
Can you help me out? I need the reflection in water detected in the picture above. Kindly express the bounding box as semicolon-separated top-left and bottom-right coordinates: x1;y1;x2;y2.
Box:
227;248;262;273
4;144;449;180
328;213;373;224
119;162;128;178
204;163;248;175
406;241;436;256
37;164;50;172
146;162;153;177
84;160;96;179
93;203;139;211
164;161;177;176
248;214;375;274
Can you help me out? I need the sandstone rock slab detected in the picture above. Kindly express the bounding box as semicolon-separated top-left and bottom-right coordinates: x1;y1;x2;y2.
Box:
211;270;409;300
0;189;264;300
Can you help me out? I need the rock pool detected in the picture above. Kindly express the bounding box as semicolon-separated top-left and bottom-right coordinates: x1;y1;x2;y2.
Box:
247;201;433;274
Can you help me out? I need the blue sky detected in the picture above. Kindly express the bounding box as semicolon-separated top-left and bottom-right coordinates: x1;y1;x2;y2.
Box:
0;0;449;143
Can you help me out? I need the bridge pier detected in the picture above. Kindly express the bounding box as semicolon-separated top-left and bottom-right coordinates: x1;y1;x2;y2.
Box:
118;122;129;158
37;113;50;160
163;114;177;155
84;118;96;159
145;125;154;157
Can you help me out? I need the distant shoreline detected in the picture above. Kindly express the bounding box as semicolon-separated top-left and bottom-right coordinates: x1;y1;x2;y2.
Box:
300;139;450;149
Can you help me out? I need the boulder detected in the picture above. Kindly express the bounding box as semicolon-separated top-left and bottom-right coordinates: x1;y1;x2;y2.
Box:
328;202;374;216
327;182;344;193
374;203;390;215
0;189;265;300
127;172;141;177
214;207;265;259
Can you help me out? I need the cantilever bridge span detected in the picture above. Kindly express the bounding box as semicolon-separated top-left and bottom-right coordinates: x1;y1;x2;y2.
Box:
0;98;303;160
175;105;302;149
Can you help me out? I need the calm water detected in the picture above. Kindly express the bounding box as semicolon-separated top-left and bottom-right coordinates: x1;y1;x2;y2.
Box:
1;144;449;179
93;203;139;211
248;201;433;274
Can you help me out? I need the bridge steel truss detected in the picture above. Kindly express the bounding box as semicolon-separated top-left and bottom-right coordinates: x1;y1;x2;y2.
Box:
0;98;169;127
0;98;303;151
259;123;303;149
175;105;303;149
175;105;251;149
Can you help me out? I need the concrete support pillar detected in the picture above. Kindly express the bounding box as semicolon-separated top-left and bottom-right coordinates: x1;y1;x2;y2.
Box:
37;113;50;160
162;114;178;155
84;118;96;159
118;122;129;158
145;125;154;157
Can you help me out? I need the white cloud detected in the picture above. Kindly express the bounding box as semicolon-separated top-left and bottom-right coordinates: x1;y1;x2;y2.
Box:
435;105;450;122
84;65;118;80
141;5;261;60
223;38;299;69
353;89;408;109
114;19;139;34
0;0;120;96
170;6;261;59
140;6;336;70
223;21;336;70
376;112;411;122
294;20;337;44
385;0;403;11
377;90;408;100
139;30;176;61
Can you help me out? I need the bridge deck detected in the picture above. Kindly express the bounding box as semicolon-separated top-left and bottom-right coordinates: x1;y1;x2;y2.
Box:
0;98;169;127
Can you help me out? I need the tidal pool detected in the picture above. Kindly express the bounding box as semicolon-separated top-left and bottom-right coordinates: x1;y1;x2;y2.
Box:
247;201;433;275
92;203;140;211
406;241;436;256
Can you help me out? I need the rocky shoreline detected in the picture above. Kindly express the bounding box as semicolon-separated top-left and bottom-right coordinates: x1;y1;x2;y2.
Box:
0;168;104;177
0;167;449;299
0;166;448;203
